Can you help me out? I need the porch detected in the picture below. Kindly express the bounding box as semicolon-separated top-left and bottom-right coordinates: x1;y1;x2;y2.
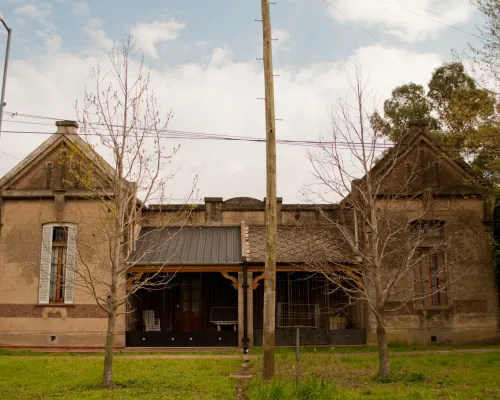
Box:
125;225;365;348
125;270;365;347
252;271;365;346
126;272;239;347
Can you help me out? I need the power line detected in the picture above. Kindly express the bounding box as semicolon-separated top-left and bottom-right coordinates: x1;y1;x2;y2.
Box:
376;0;486;42
2;128;500;151
4;112;264;141
322;0;400;56
0;150;20;160
323;0;486;43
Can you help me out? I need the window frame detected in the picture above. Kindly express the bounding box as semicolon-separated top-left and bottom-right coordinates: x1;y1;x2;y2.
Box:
49;227;68;303
39;223;77;305
414;248;448;309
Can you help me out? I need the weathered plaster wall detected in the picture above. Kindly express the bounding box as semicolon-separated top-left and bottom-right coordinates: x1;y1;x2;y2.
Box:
0;198;125;348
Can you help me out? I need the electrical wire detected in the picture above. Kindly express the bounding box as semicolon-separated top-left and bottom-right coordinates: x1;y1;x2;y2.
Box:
0;150;21;160
376;0;487;42
2;127;500;151
323;0;486;43
3;113;500;151
322;0;400;56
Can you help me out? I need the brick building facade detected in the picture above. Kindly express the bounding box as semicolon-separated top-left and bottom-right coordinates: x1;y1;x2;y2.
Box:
0;120;498;349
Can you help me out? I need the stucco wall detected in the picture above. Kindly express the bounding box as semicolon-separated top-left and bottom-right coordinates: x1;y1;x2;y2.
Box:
364;197;500;345
0;198;125;348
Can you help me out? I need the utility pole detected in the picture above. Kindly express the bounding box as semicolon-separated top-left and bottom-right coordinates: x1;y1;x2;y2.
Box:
260;0;277;381
0;14;12;142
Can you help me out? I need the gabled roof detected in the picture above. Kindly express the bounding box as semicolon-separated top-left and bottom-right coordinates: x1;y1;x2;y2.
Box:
372;120;481;185
344;120;486;203
0;121;118;189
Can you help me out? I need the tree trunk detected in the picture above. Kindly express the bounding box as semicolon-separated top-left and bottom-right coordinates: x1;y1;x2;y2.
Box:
102;309;116;388
376;322;391;378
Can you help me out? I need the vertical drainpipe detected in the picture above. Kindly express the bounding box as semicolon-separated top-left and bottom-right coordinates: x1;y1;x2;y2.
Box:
243;262;249;348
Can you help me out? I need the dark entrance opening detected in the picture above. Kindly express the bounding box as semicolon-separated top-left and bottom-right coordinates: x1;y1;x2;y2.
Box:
253;271;366;346
177;274;201;332
126;272;239;347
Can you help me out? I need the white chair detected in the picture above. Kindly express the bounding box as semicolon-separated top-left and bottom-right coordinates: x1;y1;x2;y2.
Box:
143;310;161;331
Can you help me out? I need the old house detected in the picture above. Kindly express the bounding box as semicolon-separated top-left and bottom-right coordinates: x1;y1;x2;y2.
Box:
0;120;498;349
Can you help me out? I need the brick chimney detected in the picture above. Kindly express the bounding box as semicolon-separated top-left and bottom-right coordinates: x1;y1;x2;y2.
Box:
205;197;223;225
408;119;429;136
56;120;79;135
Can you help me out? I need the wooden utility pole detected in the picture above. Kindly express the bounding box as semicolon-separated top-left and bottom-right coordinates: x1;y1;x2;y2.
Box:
260;0;277;381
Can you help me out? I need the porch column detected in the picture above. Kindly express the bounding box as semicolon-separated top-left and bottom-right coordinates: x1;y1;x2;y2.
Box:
238;271;253;347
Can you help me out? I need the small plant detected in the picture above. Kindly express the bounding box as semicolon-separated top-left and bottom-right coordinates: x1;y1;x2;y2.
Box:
247;377;346;399
407;371;426;383
375;369;426;384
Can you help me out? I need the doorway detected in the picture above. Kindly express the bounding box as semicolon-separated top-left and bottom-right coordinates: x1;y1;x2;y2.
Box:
176;274;201;332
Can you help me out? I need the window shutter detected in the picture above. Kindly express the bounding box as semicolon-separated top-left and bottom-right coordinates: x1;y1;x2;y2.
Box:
413;257;424;307
437;251;447;306
38;225;53;305
64;225;77;304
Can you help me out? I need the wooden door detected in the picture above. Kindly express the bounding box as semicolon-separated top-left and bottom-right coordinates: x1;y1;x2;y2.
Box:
181;284;200;331
175;275;201;332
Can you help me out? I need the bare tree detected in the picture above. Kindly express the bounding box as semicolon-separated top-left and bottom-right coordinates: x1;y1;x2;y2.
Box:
304;67;484;378
58;36;198;387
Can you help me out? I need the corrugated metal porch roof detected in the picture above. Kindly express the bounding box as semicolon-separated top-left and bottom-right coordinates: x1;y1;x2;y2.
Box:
128;226;242;265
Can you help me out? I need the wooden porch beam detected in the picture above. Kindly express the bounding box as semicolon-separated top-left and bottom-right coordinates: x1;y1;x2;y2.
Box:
126;272;143;290
127;265;241;273
252;272;265;290
220;272;238;290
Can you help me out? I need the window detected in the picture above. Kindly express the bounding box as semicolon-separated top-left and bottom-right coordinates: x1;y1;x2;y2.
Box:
39;224;76;305
50;227;68;303
411;220;444;242
414;250;447;307
425;252;440;306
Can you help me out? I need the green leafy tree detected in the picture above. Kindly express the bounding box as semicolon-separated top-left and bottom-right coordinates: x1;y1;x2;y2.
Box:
466;0;499;92
371;84;439;142
372;62;499;183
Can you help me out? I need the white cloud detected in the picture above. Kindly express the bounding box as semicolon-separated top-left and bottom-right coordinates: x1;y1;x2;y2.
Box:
45;34;62;52
131;20;185;59
0;42;442;201
72;1;89;17
272;28;291;50
327;0;474;42
84;18;113;53
13;3;52;18
13;2;56;31
36;31;63;52
209;47;233;67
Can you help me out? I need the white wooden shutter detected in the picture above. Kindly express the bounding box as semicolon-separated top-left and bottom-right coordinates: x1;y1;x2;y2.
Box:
38;225;53;305
64;225;77;304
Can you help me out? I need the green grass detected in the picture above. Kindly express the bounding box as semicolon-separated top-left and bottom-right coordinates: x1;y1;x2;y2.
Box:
0;358;239;399
0;348;243;357
247;352;500;399
274;342;500;354
1;342;498;357
2;346;500;399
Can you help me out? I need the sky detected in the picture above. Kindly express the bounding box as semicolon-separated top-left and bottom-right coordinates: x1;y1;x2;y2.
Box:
0;0;484;203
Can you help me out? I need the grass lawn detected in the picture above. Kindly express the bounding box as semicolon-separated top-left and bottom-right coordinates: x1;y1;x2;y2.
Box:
247;351;500;399
0;357;240;399
1;343;498;357
2;346;500;400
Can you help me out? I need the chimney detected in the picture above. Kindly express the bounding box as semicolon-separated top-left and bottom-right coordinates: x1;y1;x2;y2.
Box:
205;197;223;225
408;119;429;136
263;197;283;224
56;120;79;135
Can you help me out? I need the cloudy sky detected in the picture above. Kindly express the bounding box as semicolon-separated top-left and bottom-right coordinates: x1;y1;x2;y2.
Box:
0;0;483;203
